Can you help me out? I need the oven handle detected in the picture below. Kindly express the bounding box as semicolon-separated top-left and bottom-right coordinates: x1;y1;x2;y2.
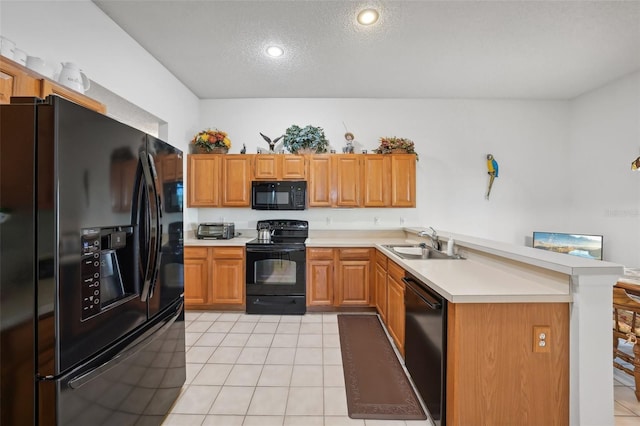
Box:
246;246;305;253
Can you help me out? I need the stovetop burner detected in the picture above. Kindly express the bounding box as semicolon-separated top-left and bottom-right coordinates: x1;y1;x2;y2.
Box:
248;219;309;246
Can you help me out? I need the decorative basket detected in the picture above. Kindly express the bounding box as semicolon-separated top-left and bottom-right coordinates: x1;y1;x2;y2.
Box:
195;146;229;154
390;148;408;154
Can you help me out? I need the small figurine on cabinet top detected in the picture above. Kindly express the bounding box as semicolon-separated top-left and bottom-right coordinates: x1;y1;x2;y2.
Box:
343;132;355;154
260;132;283;152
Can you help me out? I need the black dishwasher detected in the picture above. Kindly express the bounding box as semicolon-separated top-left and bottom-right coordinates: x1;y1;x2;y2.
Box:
403;273;447;426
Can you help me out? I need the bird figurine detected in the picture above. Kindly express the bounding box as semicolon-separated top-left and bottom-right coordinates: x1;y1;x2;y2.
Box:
260;132;284;152
486;154;499;199
632;156;640;170
240;143;246;154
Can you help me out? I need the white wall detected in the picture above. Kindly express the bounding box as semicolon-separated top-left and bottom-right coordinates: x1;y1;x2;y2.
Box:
197;98;571;245
0;0;201;225
568;71;640;268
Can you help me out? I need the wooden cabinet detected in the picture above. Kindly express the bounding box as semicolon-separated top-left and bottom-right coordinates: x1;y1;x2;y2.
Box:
390;154;416;207
184;247;209;306
374;251;388;322
306;248;335;307
210;247;245;305
363;155;390;207
221;156;251;206
253;154;306;180
307;155;333;207
306;247;374;307
386;260;406;355
0;57;106;113
184;246;245;309
336;248;372;306
446;302;569;425
333;155;361;207
362;154;416;207
187;154;250;207
187;155;220;206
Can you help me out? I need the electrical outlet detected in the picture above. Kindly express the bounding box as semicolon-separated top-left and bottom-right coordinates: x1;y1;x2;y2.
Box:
326;217;332;225
374;217;380;225
533;326;551;353
400;217;406;225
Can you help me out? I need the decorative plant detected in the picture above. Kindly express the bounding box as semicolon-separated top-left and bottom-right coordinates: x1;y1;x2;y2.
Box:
374;136;418;159
191;128;231;152
283;125;329;154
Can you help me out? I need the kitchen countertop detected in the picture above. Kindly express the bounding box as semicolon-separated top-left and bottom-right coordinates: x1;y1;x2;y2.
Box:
187;230;585;304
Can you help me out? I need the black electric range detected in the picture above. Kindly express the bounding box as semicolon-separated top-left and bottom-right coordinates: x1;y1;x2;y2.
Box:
245;220;308;315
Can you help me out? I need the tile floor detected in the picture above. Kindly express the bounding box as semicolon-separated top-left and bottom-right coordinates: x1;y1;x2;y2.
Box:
164;311;430;426
165;310;640;426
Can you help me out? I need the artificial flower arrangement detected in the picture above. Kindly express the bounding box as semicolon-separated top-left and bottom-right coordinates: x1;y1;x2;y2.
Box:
192;128;231;152
374;136;418;159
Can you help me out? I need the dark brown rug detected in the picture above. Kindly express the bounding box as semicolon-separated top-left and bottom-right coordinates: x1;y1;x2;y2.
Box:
337;314;426;420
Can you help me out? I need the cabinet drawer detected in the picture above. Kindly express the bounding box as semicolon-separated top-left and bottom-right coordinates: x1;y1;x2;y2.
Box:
375;250;388;267
184;247;208;259
211;246;244;259
339;248;371;260
388;260;405;281
307;248;334;260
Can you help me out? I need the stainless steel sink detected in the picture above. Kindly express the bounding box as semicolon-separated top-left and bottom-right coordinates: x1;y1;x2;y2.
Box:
382;244;463;260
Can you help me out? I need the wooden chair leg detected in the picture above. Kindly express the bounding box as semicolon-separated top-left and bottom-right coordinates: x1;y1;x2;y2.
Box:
633;341;640;401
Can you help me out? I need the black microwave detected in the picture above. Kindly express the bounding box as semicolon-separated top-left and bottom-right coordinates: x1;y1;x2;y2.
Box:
251;181;306;210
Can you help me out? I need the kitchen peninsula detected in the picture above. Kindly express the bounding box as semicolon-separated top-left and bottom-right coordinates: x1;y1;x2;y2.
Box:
186;227;623;425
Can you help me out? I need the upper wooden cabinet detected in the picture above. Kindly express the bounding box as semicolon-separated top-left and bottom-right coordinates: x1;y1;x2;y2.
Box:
0;57;106;114
307;155;333;207
159;153;183;182
390;154;416;207
333;155;361;207
363;155;390;207
252;154;306;180
187;154;220;207
187;154;250;207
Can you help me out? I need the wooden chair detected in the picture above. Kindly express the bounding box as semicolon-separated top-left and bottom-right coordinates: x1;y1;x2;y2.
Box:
613;281;640;400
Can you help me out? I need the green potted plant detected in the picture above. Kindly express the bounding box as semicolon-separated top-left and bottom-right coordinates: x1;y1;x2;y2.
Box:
283;124;329;154
191;128;231;153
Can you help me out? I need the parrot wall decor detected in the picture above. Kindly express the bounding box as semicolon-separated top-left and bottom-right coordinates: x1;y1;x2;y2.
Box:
259;132;283;152
486;154;499;200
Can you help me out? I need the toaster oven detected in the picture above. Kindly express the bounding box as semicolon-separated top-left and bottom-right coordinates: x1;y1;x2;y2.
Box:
196;223;235;240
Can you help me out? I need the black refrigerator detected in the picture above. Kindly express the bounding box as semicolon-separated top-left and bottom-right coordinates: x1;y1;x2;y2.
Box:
0;95;186;425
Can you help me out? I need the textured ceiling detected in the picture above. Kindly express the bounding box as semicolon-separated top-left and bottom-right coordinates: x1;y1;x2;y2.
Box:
93;0;640;100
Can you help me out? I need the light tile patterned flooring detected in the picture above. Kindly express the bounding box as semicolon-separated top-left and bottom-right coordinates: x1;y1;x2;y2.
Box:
166;310;640;426
164;311;431;426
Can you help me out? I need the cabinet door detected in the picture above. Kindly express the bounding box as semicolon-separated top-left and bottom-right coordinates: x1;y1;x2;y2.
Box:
375;261;388;322
333;155;361;207
307;260;334;306
184;248;209;307
221;156;251;206
363;155;390;207
0;57;41;104
386;262;406;355
253;155;279;180
281;155;306;179
211;258;244;305
307;155;332;206
337;260;370;305
390;154;416;207
187;155;220;207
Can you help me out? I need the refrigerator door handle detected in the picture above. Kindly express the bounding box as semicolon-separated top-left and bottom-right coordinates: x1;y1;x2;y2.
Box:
68;301;183;390
147;150;163;299
139;149;159;302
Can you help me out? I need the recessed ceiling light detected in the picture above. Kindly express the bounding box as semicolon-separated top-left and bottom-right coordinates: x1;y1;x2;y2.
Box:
357;8;379;25
266;45;284;58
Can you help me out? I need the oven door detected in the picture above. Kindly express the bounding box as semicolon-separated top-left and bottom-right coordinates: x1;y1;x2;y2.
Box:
246;245;306;296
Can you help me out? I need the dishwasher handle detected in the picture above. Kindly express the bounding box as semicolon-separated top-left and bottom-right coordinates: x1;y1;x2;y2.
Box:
402;276;442;309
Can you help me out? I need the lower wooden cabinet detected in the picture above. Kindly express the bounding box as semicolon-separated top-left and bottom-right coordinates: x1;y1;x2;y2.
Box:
386;260;406;355
306;247;374;307
374;251;388;322
184;246;245;309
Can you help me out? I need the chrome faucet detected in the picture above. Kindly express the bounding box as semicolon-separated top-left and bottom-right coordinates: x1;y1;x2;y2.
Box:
418;227;441;251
